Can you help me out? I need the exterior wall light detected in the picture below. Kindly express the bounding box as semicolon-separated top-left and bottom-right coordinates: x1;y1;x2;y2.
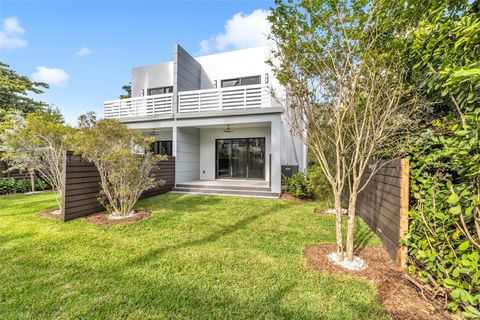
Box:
214;80;217;88
141;89;145;97
265;73;269;84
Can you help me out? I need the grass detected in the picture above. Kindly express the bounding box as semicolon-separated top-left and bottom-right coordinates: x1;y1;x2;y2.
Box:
0;192;385;319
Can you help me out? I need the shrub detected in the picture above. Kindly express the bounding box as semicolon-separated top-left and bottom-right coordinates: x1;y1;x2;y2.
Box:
283;167;334;202
283;172;315;199
307;166;333;203
0;178;51;195
407;111;480;315
72;119;165;217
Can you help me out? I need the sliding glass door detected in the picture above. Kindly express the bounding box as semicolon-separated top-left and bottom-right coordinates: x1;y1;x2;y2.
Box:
216;138;265;179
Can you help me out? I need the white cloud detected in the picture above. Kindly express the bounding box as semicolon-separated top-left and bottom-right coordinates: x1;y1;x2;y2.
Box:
0;17;27;50
75;47;92;56
31;66;69;87
199;9;272;54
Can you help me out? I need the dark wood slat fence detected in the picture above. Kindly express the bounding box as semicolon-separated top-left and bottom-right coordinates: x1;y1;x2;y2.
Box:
0;160;29;180
61;152;175;222
355;158;409;267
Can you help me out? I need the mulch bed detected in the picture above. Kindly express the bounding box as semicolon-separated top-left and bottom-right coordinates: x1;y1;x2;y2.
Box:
304;243;451;320
85;208;151;225
313;208;327;214
37;209;63;221
279;192;313;203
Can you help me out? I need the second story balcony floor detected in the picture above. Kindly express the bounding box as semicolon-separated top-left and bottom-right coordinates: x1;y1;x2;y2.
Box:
104;84;280;120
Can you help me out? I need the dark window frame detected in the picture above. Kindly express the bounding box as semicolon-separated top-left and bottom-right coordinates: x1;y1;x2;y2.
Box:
240;75;261;86
151;140;173;156
147;86;173;96
221;78;240;88
221;75;261;88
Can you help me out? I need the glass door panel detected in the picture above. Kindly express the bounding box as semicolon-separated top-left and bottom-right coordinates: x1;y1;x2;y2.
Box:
216;139;232;178
232;139;248;178
247;138;265;179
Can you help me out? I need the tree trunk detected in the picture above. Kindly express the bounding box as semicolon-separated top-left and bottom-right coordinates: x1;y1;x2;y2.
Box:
334;192;344;260
346;193;357;262
29;169;35;193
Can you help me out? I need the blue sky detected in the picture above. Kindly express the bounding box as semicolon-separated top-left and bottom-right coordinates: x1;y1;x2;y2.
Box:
0;0;273;125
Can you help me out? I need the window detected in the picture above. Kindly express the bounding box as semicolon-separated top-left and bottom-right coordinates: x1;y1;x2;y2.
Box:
221;78;240;88
241;75;261;86
151;141;172;156
221;75;261;88
147;86;173;96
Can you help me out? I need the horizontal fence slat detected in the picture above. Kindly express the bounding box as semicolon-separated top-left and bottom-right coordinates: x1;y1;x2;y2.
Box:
65;181;101;191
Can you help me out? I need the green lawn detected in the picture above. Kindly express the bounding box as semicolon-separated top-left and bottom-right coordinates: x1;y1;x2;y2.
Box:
0;192;386;320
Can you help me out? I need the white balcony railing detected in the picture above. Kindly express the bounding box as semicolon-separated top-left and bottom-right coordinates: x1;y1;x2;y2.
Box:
178;84;272;113
104;93;173;119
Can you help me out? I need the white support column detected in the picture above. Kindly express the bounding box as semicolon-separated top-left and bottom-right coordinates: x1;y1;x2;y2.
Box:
270;117;282;193
172;125;179;186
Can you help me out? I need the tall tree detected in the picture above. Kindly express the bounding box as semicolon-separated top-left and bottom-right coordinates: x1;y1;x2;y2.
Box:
77;111;97;129
268;0;413;262
119;84;131;99
0;62;48;116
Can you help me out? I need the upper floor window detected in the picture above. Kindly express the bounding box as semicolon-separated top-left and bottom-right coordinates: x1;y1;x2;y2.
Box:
148;86;173;96
221;75;261;88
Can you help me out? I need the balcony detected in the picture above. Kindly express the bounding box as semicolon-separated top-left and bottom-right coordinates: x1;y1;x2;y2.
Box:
178;84;272;113
104;93;173;119
104;85;276;120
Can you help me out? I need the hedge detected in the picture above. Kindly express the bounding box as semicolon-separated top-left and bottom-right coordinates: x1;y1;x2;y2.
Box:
0;178;52;195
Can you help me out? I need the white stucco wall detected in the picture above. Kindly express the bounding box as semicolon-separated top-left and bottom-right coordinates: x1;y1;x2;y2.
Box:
280;118;305;170
175;127;200;183
195;46;281;92
131;62;174;98
199;126;271;181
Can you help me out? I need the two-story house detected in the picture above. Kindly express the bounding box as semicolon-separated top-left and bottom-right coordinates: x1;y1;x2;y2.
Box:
104;44;306;197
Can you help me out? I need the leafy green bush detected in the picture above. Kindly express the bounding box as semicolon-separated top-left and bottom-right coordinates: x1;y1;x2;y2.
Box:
283;167;334;202
307;166;333;203
407;110;480;316
283;172;315;199
0;178;51;195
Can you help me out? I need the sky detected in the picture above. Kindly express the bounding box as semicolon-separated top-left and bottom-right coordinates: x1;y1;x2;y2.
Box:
0;0;274;125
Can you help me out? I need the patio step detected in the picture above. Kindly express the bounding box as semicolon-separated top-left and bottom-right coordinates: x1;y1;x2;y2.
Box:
175;183;271;192
171;186;280;199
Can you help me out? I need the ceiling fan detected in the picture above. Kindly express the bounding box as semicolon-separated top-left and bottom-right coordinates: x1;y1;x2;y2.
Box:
224;124;233;133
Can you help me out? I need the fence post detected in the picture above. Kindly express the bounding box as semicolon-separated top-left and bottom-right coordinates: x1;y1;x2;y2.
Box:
60;150;68;222
398;158;410;268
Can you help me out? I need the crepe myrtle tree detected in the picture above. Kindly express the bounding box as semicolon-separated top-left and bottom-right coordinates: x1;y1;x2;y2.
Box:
1;108;73;209
72;119;165;217
268;0;413;262
0;111;35;192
